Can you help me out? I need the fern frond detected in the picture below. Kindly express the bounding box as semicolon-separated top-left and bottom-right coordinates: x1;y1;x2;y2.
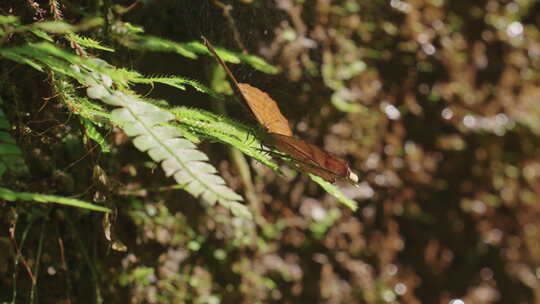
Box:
53;78;111;122
237;53;279;75
1;40;351;212
109;22;277;74
131;75;222;99
0;50;44;71
33;18;104;34
0;42;249;218
309;175;358;211
183;41;279;74
80;81;249;219
0;98;29;178
116;22;145;34
0;43;100;84
182;41;241;63
81;117;111;152
30;29;54;42
0;15;19;25
68;33;115;52
54;78;112;151
0;187;111;212
0;42;138;87
170;107;279;171
116;34;198;59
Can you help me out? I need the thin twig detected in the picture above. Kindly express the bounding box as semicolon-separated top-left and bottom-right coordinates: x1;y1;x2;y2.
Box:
64;215;103;304
63;143;100;170
116;0;142;15
30;218;47;304
57;230;73;304
213;0;247;53
9;215;35;285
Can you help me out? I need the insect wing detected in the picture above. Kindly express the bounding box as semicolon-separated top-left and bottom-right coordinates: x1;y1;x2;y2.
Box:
238;83;292;136
270;134;350;182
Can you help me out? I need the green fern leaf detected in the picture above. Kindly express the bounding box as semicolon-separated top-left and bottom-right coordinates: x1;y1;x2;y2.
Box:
0;41;249;218
309;174;358;211
83;80;249;219
0;15;19;25
53;77;111;122
237;53;279;75
0;38;356;215
81;117;111;152
118;35;197;59
171;107;279;171
0;99;29;178
111;29;277;74
68;33;115;52
182;41;240;64
34;21;76;33
0;50;44;71
0;187;110;212
183;41;278;74
131;76;222;99
33;18;104;34
31;29;54;42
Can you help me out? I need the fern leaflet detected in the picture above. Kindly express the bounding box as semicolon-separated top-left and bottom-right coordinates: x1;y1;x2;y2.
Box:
81;76;250;219
0;41;250;219
0;187;111;212
0;97;29;178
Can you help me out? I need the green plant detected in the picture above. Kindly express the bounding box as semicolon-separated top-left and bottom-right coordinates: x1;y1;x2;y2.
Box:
0;14;357;217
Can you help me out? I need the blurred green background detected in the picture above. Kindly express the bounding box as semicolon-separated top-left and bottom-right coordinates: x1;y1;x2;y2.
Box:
2;0;540;303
